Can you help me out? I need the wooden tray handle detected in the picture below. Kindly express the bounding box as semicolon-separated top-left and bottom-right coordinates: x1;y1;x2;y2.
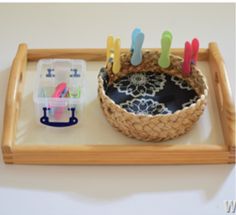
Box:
1;43;27;155
27;48;208;62
208;42;235;159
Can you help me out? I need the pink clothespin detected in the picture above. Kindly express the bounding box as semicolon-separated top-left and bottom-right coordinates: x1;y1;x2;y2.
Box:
52;82;68;120
52;82;68;98
182;41;192;76
191;38;199;64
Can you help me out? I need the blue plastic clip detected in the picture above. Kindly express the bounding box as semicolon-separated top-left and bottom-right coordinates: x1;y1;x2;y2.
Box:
46;68;55;77
70;69;80;77
130;28;144;66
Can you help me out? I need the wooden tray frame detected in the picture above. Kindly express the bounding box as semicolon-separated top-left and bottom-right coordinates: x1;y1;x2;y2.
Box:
1;43;235;165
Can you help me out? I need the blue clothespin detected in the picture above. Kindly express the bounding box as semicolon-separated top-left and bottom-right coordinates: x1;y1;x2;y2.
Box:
131;28;141;52
130;28;144;66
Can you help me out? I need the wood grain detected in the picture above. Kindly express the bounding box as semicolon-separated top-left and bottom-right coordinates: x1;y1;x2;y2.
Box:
8;143;229;165
27;48;209;62
1;43;27;163
208;42;235;163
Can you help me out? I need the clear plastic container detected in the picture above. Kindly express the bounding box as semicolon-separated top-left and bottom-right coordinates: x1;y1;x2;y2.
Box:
33;59;85;127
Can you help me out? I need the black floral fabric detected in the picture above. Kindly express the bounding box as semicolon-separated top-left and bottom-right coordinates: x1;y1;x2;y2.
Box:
100;69;198;116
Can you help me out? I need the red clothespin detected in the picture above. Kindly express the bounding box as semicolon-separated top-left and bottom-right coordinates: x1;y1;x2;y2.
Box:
182;41;192;76
191;38;199;64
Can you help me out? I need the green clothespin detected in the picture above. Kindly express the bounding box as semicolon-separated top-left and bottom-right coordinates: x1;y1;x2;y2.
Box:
69;88;81;98
158;31;172;68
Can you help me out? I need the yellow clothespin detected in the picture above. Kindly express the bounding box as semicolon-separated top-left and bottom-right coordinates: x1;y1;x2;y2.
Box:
106;35;121;74
113;38;120;74
106;35;114;64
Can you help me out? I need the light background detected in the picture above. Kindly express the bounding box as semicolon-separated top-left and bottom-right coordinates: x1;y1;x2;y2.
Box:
0;3;235;215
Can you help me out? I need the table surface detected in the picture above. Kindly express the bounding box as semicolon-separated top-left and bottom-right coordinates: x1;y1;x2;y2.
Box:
0;3;235;215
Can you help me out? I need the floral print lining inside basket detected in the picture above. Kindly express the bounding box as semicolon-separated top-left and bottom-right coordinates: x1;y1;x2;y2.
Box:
101;70;199;115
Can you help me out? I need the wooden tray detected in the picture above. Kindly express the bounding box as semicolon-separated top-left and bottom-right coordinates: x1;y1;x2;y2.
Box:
1;43;235;165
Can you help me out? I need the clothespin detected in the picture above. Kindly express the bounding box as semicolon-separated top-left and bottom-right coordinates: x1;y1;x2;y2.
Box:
106;35;114;64
106;35;121;74
51;82;69;120
191;38;199;64
182;41;192;76
130;28;144;66
69;87;81;98
113;38;121;74
158;31;173;68
131;28;141;52
52;82;68;98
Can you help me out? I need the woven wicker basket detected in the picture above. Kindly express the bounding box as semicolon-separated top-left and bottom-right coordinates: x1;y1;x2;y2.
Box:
98;50;208;141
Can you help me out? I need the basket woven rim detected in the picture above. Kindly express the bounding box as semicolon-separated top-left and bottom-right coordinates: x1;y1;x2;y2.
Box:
98;51;208;118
